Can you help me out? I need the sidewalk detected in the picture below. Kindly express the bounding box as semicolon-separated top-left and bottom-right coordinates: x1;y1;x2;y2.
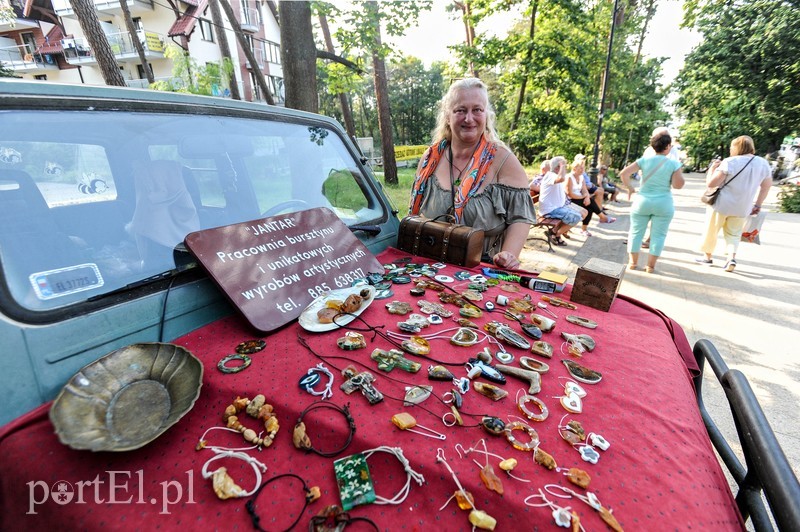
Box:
520;173;800;479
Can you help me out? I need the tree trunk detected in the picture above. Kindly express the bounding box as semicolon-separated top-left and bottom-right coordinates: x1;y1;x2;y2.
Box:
119;0;153;84
511;0;538;131
209;0;240;99
217;0;273;104
455;1;477;77
279;1;317;112
70;0;126;86
319;12;356;137
367;2;397;185
633;0;656;66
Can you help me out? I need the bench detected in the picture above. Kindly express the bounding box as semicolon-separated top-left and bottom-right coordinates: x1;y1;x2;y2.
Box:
528;190;563;252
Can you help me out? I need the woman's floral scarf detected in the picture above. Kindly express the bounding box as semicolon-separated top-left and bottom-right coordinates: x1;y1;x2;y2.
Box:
408;136;496;223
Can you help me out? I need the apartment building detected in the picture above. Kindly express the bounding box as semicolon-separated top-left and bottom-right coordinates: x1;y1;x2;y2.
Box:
0;0;283;103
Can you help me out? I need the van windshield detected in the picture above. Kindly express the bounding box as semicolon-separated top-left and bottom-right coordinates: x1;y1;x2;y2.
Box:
0;110;383;313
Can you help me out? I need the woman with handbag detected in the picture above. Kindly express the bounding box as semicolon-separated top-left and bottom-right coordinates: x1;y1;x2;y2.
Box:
696;135;772;272
618;130;685;273
408;78;535;269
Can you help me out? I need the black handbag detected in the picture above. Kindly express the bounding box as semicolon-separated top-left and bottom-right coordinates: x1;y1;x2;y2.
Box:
701;156;754;206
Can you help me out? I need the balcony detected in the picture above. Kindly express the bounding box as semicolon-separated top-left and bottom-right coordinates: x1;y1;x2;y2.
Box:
240;7;260;33
0;44;60;73
51;0;153;18
0;18;38;33
125;76;185;89
62;30;166;66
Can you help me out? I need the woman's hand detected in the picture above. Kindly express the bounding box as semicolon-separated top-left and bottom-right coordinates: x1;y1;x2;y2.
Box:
493;251;520;270
582;196;590;206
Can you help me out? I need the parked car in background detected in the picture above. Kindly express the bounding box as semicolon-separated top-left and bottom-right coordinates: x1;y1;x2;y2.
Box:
0;80;400;425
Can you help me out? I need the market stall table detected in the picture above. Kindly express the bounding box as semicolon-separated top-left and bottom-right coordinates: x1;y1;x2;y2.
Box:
0;248;743;530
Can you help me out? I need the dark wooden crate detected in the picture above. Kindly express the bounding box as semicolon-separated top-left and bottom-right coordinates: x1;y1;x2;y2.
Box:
570;257;626;312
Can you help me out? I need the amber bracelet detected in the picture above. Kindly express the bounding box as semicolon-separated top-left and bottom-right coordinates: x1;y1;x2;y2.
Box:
293;401;355;458
245;473;320;532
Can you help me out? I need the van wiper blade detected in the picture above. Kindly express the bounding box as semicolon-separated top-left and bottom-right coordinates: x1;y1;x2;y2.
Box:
88;268;184;301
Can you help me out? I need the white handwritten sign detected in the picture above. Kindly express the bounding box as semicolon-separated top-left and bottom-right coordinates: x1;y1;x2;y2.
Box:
185;207;383;333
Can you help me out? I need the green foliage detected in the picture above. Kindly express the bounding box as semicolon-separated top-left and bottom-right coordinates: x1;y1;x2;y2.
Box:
151;44;234;96
778;184;800;214
0;61;15;78
456;0;668;166
676;0;800;164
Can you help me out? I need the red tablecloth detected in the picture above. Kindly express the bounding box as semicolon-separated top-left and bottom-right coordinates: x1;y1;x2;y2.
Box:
0;248;742;531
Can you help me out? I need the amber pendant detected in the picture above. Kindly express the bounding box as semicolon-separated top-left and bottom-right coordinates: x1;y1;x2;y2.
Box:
561;332;596;352
385;301;413;315
562;360;602;384
473;381;508;401
400;336;431;356
451;328;480;347
403;385;433;406
530;341;554;358
480;416;506;435
520;323;543;340
566;315;598;329
519;356;550;373
479;464;504;494
530;314;556;332
489;322;531;350
428;365;455;381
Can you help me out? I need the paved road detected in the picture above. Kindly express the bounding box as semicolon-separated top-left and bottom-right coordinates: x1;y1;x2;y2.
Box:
520;172;800;482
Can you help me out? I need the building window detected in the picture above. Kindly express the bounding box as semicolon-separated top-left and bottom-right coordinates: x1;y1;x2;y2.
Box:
132;17;144;31
34;74;48;81
250;72;261;102
267;41;280;65
199;18;214;42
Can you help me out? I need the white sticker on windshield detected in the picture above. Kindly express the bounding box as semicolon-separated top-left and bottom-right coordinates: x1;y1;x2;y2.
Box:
29;263;104;300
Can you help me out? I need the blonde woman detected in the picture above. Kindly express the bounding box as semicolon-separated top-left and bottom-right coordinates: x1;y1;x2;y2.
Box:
408;78;535;269
696;135;772;272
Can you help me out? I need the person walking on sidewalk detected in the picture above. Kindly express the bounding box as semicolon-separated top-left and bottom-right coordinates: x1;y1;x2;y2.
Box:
619;130;685;273
695;135;772;272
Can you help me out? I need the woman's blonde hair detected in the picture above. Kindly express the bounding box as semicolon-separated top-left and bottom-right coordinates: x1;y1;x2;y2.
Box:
431;78;502;145
730;135;755;156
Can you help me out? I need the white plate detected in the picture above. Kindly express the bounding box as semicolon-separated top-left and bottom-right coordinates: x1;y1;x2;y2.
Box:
298;286;376;332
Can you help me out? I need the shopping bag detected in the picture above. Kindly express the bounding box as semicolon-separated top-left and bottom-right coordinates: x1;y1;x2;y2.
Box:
741;211;766;244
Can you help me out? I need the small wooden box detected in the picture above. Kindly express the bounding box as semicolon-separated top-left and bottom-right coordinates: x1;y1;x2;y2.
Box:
570;258;625;312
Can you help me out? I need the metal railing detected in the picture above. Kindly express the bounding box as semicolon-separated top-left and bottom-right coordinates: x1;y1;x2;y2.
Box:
61;30;166;63
0;43;57;70
240;7;260;32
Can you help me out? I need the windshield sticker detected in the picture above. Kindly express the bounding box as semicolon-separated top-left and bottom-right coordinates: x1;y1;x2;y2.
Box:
29;264;104;300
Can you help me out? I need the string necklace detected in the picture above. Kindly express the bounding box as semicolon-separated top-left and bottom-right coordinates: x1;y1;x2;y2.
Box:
448;138;484;189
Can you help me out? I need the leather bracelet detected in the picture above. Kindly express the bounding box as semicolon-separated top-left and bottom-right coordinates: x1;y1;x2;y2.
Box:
246;473;320;532
293;401;356;458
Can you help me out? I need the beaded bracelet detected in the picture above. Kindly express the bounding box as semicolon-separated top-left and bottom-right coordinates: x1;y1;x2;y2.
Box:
292;401;355;458
222;395;280;449
245;473;321;532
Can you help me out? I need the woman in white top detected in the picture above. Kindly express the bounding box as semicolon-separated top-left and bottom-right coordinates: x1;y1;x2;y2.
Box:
696;135;772;272
565;159;616;237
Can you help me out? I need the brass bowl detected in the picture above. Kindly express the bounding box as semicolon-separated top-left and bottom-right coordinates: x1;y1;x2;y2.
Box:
49;343;203;451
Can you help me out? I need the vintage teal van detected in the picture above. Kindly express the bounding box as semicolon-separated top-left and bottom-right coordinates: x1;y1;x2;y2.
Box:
0;80;400;425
